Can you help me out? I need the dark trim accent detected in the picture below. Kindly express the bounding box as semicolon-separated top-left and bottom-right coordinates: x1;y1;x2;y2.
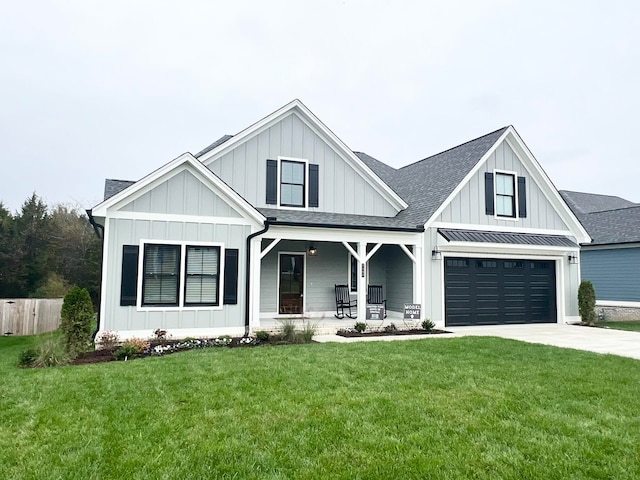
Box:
309;163;319;208
223;248;239;304
244;218;274;336
266;159;277;205
120;245;139;306
183;245;221;307
267;220;424;232
484;172;494;215
517;176;527;218
141;243;181;307
86;209;104;239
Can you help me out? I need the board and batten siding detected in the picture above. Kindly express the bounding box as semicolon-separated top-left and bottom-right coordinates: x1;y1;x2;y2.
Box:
119;170;242;218
103;218;250;332
382;246;413;312
204;112;398;217
437;141;568;231
581;247;640;302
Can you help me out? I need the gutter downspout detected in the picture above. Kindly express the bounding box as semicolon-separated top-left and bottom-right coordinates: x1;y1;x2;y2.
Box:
86;209;104;341
244;217;274;336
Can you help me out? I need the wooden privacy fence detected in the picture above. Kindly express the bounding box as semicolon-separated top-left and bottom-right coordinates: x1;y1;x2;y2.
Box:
1;299;63;336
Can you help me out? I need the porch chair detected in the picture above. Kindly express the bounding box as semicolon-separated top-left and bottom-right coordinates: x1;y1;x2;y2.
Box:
367;285;387;319
334;284;357;319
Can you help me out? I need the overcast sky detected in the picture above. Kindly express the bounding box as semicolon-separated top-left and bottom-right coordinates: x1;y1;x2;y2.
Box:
1;1;639;213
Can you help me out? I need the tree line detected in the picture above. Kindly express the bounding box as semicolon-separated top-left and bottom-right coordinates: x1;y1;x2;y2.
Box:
0;193;101;307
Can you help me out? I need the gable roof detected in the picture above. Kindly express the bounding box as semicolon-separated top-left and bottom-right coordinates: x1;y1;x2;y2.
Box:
356;127;509;225
92;153;264;225
195;134;234;158
560;190;640;245
104;179;135;201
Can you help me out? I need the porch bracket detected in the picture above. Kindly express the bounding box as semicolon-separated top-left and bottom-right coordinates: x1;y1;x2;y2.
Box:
364;243;383;262
342;241;362;262
260;238;281;260
399;244;416;263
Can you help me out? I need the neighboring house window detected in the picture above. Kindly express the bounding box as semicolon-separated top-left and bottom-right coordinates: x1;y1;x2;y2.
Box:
495;172;516;218
143;244;181;306
184;246;220;306
280;160;305;207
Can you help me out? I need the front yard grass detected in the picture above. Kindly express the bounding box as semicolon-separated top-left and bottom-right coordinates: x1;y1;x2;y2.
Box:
598;320;640;332
1;334;639;479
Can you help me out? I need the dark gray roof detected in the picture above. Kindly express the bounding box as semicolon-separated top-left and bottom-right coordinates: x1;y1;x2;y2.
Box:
104;179;136;200
258;208;423;232
559;190;636;215
559;190;640;245
195;134;234;158
438;228;577;247
357;127;509;225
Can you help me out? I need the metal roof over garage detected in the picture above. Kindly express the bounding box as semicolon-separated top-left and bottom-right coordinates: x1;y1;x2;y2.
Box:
438;228;577;247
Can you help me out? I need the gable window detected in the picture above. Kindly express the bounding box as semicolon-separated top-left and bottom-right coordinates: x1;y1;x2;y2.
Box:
280;160;305;207
495;172;516;218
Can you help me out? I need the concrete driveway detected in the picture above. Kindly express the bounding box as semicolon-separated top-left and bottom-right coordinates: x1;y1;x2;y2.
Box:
446;323;640;360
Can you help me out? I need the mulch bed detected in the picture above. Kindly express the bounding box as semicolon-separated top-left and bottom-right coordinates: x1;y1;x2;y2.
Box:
72;336;292;366
337;328;450;338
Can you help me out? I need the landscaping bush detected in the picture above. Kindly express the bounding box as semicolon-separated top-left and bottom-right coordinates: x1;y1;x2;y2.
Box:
18;348;37;368
255;330;270;341
299;321;317;343
384;323;398;333
422;319;435;331
354;322;367;333
114;338;149;360
578;280;597;325
60;287;94;355
279;318;297;343
96;331;120;349
32;337;71;367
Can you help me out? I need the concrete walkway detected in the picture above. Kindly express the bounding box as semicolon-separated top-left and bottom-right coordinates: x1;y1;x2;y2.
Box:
315;323;640;360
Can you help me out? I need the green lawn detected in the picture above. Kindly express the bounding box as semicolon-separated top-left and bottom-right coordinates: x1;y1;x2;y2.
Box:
598;321;640;332
1;335;639;479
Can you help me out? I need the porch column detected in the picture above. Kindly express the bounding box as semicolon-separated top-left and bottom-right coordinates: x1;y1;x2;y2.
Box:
357;241;366;321
413;245;423;308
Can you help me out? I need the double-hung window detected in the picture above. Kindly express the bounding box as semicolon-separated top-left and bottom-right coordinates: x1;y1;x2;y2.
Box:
495;172;516;218
142;243;221;307
280;160;305;207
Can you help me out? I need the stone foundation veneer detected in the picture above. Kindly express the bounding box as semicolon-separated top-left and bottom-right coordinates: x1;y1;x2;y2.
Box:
597;305;640;322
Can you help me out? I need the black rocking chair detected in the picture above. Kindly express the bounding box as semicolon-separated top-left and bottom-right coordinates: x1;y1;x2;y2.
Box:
335;284;357;319
367;284;387;319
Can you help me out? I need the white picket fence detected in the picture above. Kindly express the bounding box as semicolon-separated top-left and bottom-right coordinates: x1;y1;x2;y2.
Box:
0;299;63;336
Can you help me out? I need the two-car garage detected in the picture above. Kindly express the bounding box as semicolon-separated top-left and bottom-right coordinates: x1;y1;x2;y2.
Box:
444;257;557;326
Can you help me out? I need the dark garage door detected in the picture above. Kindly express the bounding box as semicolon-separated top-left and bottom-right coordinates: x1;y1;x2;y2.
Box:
445;257;556;326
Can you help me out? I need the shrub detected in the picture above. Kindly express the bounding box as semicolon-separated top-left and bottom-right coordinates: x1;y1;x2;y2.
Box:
255;330;270;341
279;318;297;343
60;287;94;355
153;329;167;340
299;321;317;343
114;338;149;360
384;323;398;333
578;280;597;325
354;322;367;333
32;337;71;367
422;319;435;331
18;348;37;368
97;331;120;349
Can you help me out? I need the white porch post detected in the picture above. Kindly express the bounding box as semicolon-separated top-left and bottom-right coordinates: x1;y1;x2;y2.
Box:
357;241;366;321
250;237;261;332
414;245;423;312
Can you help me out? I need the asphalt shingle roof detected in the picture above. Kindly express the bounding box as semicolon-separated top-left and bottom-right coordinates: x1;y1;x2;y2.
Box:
559;190;640;245
195;134;234;158
104;179;136;201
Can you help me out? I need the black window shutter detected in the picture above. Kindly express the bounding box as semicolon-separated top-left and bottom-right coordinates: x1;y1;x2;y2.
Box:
484;172;494;215
120;245;139;306
518;176;527;218
223;248;239;305
309;163;319;207
266;159;277;205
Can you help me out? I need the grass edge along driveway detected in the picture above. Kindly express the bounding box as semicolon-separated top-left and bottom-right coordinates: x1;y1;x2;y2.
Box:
1;335;639;480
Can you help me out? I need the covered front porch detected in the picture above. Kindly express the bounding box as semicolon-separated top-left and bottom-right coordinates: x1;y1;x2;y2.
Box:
248;225;424;333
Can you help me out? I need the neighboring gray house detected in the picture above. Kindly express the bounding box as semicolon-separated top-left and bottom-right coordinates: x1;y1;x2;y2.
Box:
89;100;589;340
560;190;640;316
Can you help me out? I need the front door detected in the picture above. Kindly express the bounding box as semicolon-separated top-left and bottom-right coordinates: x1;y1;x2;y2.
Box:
279;254;304;314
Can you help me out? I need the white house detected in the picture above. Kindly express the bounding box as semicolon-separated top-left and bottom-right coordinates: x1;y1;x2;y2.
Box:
89;100;590;340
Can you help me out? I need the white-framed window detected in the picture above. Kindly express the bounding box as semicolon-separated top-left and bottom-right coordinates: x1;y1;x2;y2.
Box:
139;241;223;309
495;171;516;218
279;158;306;207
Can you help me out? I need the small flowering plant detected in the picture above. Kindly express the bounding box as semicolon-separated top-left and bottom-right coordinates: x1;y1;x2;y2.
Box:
97;331;120;349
